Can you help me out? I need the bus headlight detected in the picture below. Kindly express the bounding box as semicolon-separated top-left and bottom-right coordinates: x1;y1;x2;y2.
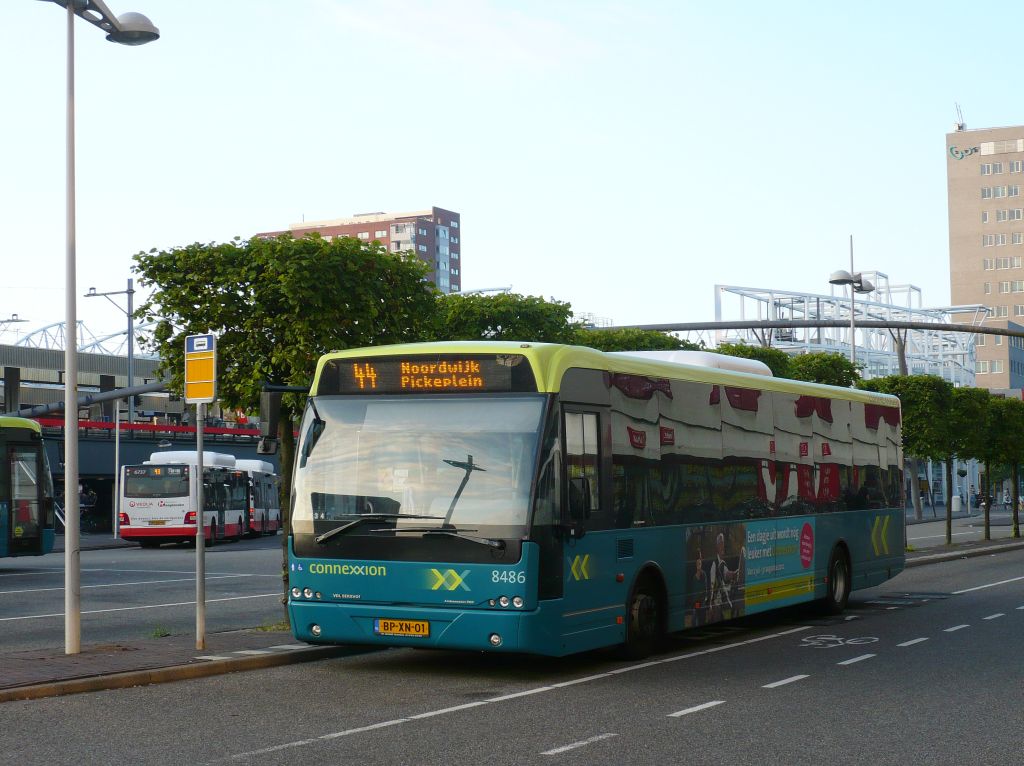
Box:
488;633;502;647
291;587;301;598
512;596;524;608
303;587;313;599
498;596;510;608
311;624;322;637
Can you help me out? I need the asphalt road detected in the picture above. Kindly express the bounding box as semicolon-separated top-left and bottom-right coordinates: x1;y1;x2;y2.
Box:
4;548;1023;766
0;536;286;652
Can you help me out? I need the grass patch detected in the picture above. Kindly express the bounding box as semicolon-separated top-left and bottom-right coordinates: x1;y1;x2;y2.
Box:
905;544;916;552
254;620;290;632
150;625;171;639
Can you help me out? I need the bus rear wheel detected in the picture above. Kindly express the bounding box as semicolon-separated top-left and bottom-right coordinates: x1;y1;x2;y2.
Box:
620;578;663;660
821;546;851;615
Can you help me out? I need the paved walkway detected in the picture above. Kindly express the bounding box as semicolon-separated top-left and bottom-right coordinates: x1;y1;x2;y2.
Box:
5;528;1020;704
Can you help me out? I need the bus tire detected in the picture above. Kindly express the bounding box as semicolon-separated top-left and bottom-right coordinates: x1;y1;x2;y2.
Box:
821;545;851;615
619;572;665;660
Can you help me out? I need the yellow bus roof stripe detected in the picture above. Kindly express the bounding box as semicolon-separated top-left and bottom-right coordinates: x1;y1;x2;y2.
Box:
0;416;42;434
313;341;900;407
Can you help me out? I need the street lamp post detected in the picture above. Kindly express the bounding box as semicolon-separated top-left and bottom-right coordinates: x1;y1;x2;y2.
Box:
41;0;158;655
86;278;136;423
829;235;875;369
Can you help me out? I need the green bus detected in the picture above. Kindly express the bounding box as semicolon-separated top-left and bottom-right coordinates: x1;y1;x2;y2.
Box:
287;342;904;657
0;417;56;558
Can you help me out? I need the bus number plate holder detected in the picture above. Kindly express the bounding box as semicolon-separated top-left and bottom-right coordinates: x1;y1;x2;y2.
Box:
374;618;429;638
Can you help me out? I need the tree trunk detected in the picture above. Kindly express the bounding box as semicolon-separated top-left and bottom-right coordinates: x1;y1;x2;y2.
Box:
945;456;954;545
278;406;296;627
909;458;923;521
984;461;991;541
1013;464;1021;539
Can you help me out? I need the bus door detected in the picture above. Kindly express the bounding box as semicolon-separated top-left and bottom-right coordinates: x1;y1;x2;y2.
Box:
560;408;618;649
6;443;44;555
203;468;227;541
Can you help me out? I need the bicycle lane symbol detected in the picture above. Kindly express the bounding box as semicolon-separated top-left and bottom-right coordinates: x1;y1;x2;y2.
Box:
800;634;879;649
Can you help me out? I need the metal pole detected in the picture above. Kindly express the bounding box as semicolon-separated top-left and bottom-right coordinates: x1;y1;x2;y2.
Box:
127;278;135;425
64;1;81;656
113;403;120;538
196;402;206;650
849;234;856;368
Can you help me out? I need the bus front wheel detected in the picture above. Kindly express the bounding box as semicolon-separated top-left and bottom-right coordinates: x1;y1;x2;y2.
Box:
821;546;851;615
620;576;663;660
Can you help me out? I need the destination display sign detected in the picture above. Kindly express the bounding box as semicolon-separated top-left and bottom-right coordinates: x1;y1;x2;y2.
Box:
318;354;537;395
126;465;188;478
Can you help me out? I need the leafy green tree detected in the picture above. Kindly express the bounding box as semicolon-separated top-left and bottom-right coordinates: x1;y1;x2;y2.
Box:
574;327;701;352
947;387;991;543
715;342;793;378
979;396;1024;540
859;375;953;520
789;352;861;387
133;234;437;620
432;292;577;343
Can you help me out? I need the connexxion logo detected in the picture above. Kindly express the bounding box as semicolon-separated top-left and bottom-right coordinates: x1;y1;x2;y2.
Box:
307;562;387;576
949;145;979;160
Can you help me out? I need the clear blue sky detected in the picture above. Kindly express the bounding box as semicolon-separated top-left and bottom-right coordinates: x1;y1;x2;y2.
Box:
3;0;1022;341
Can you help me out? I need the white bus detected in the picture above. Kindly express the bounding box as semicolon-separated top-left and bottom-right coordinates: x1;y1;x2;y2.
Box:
235;458;282;537
119;451;248;548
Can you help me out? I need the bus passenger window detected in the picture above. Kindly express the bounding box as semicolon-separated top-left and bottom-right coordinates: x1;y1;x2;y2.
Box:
566;412;600;517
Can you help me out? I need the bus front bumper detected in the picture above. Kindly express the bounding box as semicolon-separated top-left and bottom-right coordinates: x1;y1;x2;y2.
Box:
289;600;563;655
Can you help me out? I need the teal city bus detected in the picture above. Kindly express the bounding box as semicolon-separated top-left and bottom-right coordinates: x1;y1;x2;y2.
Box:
287;342;904;658
0;417;56;558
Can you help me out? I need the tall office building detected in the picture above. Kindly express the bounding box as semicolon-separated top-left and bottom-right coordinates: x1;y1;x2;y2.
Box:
257;206;462;293
947;124;1024;389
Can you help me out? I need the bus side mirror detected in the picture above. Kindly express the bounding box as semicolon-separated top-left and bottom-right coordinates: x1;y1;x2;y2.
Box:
258;391;282;454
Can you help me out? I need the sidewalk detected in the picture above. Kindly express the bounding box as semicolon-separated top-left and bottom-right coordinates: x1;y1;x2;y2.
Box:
54;530;135;553
0;628;361;704
7;532;1022;705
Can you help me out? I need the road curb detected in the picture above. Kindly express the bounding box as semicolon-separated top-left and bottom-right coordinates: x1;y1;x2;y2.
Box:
0;645;354;704
905;540;1024;568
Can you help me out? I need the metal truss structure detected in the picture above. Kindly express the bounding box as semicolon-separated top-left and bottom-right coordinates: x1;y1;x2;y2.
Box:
709;274;986;385
8;320;159;359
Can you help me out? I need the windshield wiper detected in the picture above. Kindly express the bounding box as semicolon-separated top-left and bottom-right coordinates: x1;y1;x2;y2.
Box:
314;514;444;545
369;525;506;550
442;454;486;526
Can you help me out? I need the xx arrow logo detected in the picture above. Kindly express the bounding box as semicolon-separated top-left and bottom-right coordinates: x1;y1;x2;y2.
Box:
570;554;591;581
871;516;891;556
429;568;471;591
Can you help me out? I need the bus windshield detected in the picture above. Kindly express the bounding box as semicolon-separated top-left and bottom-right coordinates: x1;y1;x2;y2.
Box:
291;395;546;536
124;465;190;498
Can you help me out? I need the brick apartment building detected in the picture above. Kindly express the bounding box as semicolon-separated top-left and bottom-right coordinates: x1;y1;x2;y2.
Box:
257;206;462;293
947;124;1024;388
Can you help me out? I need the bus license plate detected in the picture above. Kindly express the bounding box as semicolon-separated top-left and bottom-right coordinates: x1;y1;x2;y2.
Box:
374;618;429;638
148;520;166;526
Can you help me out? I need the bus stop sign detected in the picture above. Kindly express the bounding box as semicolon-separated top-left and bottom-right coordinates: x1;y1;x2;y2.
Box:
184;333;217;404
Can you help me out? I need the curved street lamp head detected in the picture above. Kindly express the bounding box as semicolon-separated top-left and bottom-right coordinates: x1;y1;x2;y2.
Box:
106;12;159;45
829;269;855;286
855;279;875;293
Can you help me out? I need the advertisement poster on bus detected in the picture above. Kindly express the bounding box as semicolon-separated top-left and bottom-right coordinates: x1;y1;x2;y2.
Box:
684;518;816;627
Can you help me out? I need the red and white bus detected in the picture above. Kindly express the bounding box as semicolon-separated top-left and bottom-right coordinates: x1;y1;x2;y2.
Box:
119;451;248;547
235;459;282;536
